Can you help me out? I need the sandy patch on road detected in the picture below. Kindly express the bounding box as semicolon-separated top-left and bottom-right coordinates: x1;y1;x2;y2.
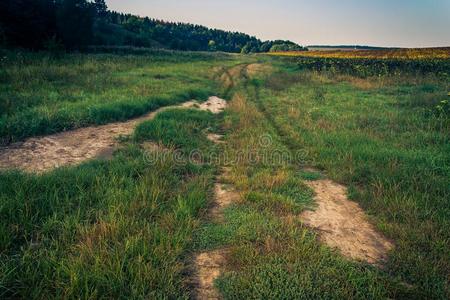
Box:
197;96;227;114
209;183;239;222
0;97;227;173
191;249;228;300
207;133;224;144
190;167;238;299
302;179;393;265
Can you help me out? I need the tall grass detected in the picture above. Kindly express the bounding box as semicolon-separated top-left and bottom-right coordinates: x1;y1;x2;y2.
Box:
1;50;448;298
196;91;412;299
134;108;217;155
0;50;234;144
253;65;449;298
0;107;220;298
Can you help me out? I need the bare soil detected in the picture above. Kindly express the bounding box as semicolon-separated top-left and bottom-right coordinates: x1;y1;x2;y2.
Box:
302;179;393;264
191;250;228;300
206;134;224;144
190;168;238;299
0;97;227;173
209;183;239;222
196;96;228;114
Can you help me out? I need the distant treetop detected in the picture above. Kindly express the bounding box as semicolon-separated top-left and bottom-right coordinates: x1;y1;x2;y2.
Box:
0;0;306;53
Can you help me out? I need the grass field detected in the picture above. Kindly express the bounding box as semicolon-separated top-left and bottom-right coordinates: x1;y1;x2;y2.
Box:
270;47;450;59
198;89;408;299
0;50;449;298
245;63;449;298
0;103;221;298
0;50;239;144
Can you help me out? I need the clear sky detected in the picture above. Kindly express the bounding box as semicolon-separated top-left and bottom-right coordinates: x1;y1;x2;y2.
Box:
106;0;450;48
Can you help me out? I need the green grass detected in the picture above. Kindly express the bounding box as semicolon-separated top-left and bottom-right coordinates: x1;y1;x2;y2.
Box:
0;105;224;298
0;49;248;298
249;65;449;298
216;227;405;299
298;170;324;181
192;90;412;299
0;50;237;144
1;50;448;298
134;108;217;155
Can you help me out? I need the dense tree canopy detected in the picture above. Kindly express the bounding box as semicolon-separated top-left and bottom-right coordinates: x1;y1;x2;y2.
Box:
0;0;307;53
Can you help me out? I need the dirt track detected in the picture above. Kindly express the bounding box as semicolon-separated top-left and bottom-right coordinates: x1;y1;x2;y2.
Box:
190;132;237;299
0;97;227;173
302;179;393;264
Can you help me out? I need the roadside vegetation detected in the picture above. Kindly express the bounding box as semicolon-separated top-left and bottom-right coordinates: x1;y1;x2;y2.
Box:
0;101;223;299
245;59;449;298
0;50;237;144
197;90;410;299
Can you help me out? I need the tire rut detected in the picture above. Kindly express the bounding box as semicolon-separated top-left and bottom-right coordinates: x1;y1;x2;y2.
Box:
190;173;239;299
189;103;239;299
0;97;227;173
245;71;394;265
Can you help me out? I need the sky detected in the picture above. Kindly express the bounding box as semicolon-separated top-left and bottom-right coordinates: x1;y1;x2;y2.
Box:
106;0;450;48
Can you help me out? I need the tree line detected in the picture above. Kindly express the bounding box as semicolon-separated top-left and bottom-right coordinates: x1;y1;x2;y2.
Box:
0;0;307;53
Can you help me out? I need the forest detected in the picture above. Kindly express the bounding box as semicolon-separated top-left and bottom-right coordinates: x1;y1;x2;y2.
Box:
0;0;306;53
